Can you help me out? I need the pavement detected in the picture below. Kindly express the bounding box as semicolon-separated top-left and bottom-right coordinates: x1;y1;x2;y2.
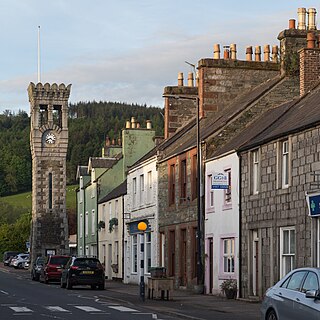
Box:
101;279;261;320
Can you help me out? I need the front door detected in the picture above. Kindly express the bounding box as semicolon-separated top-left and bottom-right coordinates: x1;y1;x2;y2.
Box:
209;238;213;294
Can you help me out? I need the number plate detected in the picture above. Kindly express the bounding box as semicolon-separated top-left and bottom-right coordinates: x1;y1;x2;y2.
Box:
82;271;94;274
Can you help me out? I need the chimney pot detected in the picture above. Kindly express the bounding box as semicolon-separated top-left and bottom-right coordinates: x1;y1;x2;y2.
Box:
289;19;296;29
255;46;261;62
307;8;317;30
297;8;307;30
213;44;220;59
196;71;199;87
178;72;184;86
136;122;140;129
307;32;316;48
246;46;253;61
230;44;237;60
126;120;131;128
105;136;110;146
118;137;121;146
131;117;136;129
264;45;270;61
272;45;279;63
112;139;115;145
223;48;230;59
187;72;194;87
146;120;152;129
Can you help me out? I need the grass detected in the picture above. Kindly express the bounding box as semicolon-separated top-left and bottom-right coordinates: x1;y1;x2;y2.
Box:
0;185;78;211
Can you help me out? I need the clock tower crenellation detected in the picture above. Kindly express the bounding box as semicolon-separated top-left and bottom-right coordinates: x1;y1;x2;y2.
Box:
28;82;71;262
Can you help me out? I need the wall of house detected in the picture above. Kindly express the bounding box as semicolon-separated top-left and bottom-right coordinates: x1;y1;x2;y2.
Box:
98;194;124;280
124;157;159;285
240;127;320;299
205;152;239;295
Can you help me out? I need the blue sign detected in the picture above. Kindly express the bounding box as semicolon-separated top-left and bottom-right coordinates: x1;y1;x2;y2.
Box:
211;173;229;190
306;193;320;217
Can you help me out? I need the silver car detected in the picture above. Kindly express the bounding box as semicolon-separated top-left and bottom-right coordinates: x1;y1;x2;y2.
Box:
261;267;320;320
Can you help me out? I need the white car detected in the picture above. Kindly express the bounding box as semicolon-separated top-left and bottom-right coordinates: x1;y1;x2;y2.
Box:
12;254;30;269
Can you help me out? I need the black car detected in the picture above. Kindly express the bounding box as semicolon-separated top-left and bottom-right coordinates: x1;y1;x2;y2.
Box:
60;257;105;290
31;257;45;281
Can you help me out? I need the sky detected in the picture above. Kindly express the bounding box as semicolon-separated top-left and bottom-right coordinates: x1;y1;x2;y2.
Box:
0;1;318;113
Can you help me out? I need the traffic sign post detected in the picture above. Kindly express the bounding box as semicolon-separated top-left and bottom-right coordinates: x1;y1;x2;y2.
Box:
137;221;148;302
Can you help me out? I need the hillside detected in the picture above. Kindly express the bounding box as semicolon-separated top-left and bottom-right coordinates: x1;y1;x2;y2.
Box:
0;101;164;197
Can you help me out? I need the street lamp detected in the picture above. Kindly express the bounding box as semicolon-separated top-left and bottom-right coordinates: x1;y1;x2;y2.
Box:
137;221;148;301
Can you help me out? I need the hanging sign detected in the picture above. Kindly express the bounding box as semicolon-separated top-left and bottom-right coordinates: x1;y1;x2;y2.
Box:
211;173;229;189
306;192;320;217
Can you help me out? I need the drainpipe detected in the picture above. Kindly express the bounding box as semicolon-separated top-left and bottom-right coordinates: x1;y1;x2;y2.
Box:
122;195;125;281
96;182;99;259
238;155;242;298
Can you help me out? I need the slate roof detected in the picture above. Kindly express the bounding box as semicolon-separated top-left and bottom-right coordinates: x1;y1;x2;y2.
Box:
238;83;320;152
98;179;127;204
88;157;119;171
76;165;89;178
162;75;283;159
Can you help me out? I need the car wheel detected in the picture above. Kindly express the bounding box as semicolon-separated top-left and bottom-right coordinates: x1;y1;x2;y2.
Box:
44;275;49;284
31;271;36;281
60;278;66;288
98;283;105;290
18;263;22;269
66;277;72;290
267;309;278;320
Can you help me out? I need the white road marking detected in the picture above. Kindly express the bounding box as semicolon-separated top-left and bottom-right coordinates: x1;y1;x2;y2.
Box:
0;290;9;295
45;306;70;312
10;307;33;312
74;306;103;312
108;305;139;312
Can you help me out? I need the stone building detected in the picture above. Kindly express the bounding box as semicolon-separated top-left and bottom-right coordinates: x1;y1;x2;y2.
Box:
29;82;71;263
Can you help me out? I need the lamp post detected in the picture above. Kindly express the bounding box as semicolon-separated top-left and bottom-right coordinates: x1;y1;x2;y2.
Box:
137;221;147;301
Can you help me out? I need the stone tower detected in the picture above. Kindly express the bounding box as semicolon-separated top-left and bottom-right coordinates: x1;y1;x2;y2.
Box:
28;82;71;263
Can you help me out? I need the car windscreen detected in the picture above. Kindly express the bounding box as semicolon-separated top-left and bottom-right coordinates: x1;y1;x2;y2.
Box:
73;259;102;268
50;257;70;265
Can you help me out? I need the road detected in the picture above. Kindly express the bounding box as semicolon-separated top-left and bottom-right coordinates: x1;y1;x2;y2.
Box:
0;267;171;320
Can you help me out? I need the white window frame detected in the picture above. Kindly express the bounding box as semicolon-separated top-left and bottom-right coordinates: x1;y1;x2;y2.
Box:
145;232;152;273
222;238;235;274
133;177;137;208
147;170;152;204
140;174;145;205
80;213;83;238
252;149;259;194
280;226;295;278
85;212;88;236
109;201;112;219
207;174;214;210
223;168;232;207
115;199;119;218
282;140;289;188
132;235;138;273
91;209;96;235
318;219;320;268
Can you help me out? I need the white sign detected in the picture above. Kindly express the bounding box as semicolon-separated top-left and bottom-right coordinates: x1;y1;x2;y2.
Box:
211;173;229;189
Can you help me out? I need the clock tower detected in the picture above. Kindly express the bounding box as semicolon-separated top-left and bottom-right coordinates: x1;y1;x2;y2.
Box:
28;82;72;262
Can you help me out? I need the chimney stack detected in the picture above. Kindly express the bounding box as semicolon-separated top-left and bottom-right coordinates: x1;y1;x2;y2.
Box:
213;44;220;59
246;46;253;61
188;72;194;87
307;8;317;30
178;72;184;86
297;7;307;30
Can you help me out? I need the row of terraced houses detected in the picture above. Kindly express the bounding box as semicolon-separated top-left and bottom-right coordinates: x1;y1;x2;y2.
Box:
76;8;320;299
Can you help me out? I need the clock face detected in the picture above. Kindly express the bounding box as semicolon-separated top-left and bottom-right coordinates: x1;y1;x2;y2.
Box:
45;132;56;144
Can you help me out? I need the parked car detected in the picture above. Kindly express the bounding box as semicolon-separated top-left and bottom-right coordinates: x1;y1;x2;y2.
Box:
31;257;45;281
60;256;105;290
261;267;320;320
12;253;30;269
39;255;71;284
3;251;20;266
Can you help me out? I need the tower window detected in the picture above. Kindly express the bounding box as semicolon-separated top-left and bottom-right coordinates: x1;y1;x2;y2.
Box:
53;105;62;128
49;173;53;209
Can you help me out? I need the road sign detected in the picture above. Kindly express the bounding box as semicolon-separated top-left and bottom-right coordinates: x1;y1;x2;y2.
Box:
211;173;229;189
306;193;320;217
